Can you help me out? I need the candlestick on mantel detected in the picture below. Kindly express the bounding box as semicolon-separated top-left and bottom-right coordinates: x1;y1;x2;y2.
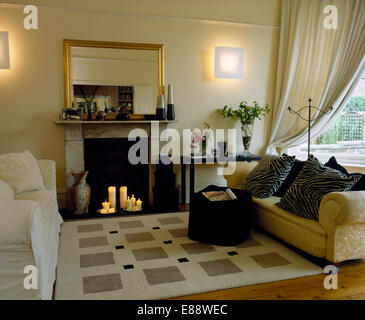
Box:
120;186;127;209
108;186;116;209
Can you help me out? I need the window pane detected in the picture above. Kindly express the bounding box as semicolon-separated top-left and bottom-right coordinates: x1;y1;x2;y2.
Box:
287;71;365;165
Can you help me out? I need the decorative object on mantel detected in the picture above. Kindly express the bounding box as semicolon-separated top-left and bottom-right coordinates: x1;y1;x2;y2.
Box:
61;108;82;120
156;94;166;120
77;85;99;121
288;98;333;159
70;171;91;215
218;101;270;152
167;84;175;120
96;110;106;121
191;122;214;156
116;104;130;121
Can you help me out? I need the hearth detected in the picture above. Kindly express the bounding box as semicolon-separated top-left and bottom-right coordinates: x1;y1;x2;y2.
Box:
84;138;149;214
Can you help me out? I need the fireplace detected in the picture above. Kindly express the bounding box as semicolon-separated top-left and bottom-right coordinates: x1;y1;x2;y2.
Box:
84;138;149;213
56;121;177;216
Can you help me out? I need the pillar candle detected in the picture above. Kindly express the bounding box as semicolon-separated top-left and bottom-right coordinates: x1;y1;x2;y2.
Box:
136;199;142;211
120;186;127;209
108;186;116;209
126;196;132;211
102;201;110;210
131;194;136;210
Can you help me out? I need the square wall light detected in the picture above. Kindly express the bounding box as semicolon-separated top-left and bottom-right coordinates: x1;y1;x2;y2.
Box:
0;31;10;69
214;46;243;79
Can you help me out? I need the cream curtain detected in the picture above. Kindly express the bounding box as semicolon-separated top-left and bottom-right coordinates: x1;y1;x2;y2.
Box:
266;0;365;155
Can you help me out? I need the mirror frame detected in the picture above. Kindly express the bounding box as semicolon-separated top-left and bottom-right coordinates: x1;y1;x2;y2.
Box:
63;39;165;109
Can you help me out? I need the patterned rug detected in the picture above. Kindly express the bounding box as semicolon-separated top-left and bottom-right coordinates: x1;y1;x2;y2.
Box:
55;212;322;300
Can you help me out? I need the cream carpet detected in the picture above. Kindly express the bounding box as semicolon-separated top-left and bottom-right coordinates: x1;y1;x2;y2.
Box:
55;212;322;300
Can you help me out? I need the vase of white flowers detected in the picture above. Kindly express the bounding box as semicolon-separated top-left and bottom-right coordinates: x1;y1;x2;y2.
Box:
218;101;271;151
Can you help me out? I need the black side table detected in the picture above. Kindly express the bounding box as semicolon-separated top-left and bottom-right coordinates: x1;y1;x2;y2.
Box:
188;185;253;246
180;153;260;205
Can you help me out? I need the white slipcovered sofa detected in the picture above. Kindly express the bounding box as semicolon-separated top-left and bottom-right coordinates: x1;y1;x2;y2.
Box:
225;162;365;263
0;159;63;299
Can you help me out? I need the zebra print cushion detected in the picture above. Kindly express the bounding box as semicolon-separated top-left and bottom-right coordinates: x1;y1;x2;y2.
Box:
242;154;296;198
276;155;362;221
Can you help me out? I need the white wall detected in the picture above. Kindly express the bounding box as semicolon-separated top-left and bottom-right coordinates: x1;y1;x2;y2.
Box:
0;4;279;202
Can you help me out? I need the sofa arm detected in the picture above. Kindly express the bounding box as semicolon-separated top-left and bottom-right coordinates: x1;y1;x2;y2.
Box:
319;191;365;262
319;191;365;225
224;161;259;189
0;200;43;249
37;160;56;191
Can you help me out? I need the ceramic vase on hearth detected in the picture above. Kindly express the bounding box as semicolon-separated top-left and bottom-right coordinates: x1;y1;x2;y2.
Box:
71;171;91;215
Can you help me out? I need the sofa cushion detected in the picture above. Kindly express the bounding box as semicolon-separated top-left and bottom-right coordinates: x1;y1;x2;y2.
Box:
324;156;349;174
351;175;365;191
0;179;14;200
253;196;327;236
324;156;365;191
15;189;56;221
276;155;362;221
0;150;44;194
273;159;305;197
242;154;295;198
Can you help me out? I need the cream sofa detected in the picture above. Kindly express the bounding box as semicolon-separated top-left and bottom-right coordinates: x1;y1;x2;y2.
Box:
225;162;365;263
0;160;63;300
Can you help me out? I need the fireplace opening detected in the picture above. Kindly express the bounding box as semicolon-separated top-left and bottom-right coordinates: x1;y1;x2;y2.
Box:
84;138;149;213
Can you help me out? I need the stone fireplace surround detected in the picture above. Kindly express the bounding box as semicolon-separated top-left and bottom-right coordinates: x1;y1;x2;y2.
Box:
56;121;173;211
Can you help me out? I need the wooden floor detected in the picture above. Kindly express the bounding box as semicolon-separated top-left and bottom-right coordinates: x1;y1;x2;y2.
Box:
171;259;365;300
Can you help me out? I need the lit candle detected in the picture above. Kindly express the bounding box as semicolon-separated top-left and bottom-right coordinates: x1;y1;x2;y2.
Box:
102;201;110;210
136;198;142;211
126;196;132;211
108;186;116;209
131;194;136;210
120;186;127;209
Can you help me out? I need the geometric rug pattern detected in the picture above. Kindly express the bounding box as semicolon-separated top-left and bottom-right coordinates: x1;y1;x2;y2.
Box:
55;212;322;299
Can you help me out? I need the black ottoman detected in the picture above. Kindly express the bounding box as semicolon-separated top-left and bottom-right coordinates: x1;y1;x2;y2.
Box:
188;185;252;246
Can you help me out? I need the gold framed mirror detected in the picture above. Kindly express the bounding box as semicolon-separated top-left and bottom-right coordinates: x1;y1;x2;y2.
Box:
63;39;164;116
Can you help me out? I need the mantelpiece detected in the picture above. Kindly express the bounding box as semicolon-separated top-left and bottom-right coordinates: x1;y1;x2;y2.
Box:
55;120;177;210
54;120;176;124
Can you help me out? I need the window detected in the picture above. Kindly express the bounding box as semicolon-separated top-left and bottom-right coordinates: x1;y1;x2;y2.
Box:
287;71;365;166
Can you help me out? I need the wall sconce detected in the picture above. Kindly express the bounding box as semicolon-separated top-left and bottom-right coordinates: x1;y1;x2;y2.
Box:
214;46;243;79
0;31;10;69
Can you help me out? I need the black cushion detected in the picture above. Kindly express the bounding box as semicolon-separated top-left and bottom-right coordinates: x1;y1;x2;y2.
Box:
351;176;365;190
324;156;365;191
324;156;349;174
242;154;296;199
274;159;305;197
276;155;362;221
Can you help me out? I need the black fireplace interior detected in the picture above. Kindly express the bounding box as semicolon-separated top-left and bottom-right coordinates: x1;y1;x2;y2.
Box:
84;138;149;213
